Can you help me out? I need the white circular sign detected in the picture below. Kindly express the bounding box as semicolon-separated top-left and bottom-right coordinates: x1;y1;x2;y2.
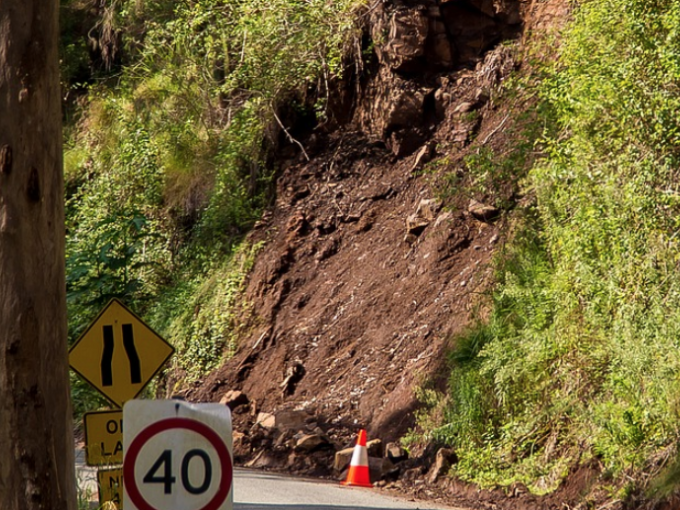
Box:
123;401;233;510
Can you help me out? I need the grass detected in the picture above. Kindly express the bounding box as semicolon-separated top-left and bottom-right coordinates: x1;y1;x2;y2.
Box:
412;0;680;498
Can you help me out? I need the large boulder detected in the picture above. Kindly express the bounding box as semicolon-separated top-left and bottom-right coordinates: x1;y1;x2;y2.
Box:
386;442;409;463
366;438;383;458
275;410;313;432
294;433;330;452
369;457;397;482
377;7;429;73
334;447;355;473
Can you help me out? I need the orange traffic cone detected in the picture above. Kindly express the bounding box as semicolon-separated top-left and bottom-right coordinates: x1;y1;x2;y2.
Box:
341;429;373;488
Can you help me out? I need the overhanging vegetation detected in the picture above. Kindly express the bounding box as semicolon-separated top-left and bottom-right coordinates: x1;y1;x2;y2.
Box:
62;0;366;415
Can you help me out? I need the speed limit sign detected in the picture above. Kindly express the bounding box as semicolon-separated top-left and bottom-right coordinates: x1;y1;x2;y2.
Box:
123;400;233;510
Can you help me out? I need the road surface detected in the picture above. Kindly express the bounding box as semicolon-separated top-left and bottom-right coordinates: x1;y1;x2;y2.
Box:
76;452;462;509
233;469;459;510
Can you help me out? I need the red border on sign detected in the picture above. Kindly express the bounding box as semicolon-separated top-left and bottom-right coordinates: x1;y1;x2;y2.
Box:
124;417;232;510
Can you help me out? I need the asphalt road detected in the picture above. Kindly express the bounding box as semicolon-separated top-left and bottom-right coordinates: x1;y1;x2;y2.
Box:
232;469;460;510
76;452;461;510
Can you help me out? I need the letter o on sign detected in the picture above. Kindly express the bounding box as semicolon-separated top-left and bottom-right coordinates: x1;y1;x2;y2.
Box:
123;403;233;510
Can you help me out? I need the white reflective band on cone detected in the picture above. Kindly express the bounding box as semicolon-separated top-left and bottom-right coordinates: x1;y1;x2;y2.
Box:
350;445;368;467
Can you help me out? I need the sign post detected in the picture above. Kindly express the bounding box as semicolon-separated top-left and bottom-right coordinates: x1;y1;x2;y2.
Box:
98;467;124;508
70;299;175;509
123;400;233;510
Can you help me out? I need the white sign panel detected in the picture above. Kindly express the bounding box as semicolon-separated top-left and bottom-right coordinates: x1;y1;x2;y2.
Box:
123;400;233;510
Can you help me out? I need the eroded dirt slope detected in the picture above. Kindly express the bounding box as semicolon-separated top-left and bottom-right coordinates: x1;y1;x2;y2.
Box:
195;126;499;435
183;0;573;507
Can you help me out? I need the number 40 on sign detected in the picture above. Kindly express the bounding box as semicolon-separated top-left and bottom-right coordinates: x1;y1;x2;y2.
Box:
123;400;233;510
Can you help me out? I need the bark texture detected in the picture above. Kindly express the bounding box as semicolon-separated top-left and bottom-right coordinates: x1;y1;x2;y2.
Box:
0;2;77;509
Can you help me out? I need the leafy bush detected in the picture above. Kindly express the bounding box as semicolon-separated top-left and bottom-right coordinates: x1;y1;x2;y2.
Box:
64;0;365;416
417;0;680;494
148;241;263;384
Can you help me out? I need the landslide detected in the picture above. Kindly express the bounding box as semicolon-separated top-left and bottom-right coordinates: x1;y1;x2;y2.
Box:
185;0;569;503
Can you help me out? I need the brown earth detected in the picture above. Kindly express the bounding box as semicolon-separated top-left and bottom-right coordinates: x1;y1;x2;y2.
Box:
176;1;622;509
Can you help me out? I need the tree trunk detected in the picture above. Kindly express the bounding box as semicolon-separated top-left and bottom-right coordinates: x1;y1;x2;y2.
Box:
0;1;77;509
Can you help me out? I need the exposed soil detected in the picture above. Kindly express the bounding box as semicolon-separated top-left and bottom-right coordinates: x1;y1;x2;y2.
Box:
174;1;622;509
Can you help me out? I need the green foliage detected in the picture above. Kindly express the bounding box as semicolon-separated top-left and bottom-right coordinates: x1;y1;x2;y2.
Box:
462;146;520;208
437;74;556;210
416;0;680;495
65;105;171;417
148;241;263;384
65;0;365;248
138;0;362;100
64;0;364;419
75;483;96;510
119;0;365;239
66;108;169;331
67;212;160;308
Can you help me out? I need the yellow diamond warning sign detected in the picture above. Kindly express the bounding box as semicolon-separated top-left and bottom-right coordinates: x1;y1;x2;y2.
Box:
69;299;174;408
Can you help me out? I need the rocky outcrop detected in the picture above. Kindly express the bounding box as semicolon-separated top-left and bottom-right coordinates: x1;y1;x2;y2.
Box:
376;7;432;73
372;0;521;74
357;0;522;156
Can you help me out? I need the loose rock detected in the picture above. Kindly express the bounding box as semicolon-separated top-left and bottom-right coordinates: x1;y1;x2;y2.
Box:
256;412;276;429
219;390;249;411
334;447;355;473
469;199;499;221
280;361;305;396
406;213;431;237
245;449;280;469
294;434;329;452
434;88;452;119
386;442;408;463
366;438;383;457
416;198;442;221
411;143;435;172
406;198;443;238
427;447;457;484
275;410;313;432
454;102;475;114
369;456;397;481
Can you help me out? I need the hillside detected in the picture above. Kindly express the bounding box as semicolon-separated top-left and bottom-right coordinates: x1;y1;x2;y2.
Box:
180;0;574;504
186;0;536;440
63;0;680;508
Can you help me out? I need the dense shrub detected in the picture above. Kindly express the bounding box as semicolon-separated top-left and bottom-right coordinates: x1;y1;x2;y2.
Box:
420;0;680;494
64;0;365;413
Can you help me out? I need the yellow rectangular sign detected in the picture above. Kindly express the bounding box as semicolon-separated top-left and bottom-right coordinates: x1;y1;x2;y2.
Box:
85;410;123;466
98;467;123;509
